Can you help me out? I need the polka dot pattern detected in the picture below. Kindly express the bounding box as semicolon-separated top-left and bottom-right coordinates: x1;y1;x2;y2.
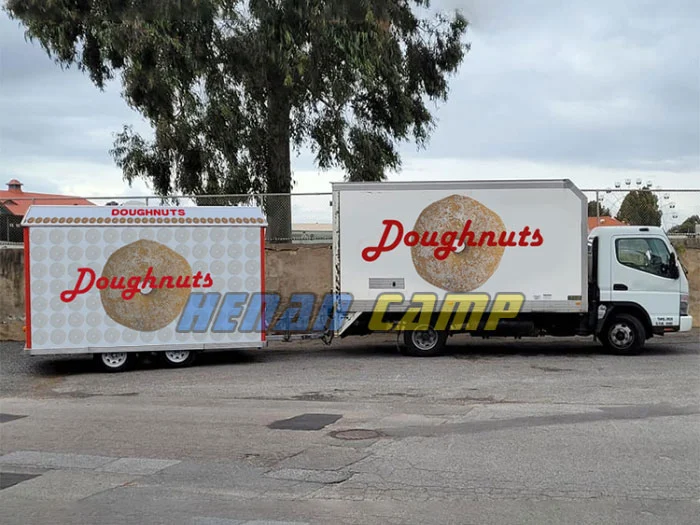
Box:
121;229;137;243
51;330;66;345
67;230;83;244
31;230;47;244
50;263;65;279
69;329;83;345
33;331;48;345
28;225;264;350
104;229;119;243
210;260;226;276
49;230;65;244
245;228;259;242
50;313;66;328
245;260;260;275
33;297;48;311
67;246;84;261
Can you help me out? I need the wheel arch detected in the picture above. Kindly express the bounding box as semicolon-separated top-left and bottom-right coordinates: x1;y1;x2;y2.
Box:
597;302;653;339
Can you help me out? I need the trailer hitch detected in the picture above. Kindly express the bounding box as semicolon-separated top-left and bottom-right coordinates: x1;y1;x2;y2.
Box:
321;329;334;346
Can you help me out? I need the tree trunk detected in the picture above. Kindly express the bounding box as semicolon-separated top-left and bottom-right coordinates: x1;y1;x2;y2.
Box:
265;85;292;243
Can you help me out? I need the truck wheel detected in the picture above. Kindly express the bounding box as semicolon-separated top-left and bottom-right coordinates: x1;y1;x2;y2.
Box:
602;314;645;355
94;352;134;373
401;327;447;357
159;350;197;368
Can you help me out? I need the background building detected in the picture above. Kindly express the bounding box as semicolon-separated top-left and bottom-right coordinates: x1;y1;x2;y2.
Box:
0;179;93;242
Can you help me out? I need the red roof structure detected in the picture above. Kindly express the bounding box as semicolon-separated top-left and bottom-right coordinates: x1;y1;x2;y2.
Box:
0;179;94;216
588;216;626;232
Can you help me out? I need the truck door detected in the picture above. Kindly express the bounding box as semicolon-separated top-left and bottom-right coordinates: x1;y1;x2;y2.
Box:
610;235;680;328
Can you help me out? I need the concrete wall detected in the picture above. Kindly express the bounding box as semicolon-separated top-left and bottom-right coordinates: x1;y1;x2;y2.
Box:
263;243;333;333
1;241;698;341
672;239;700;327
0;248;25;341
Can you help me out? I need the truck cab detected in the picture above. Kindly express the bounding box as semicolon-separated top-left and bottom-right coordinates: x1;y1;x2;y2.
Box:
588;226;692;353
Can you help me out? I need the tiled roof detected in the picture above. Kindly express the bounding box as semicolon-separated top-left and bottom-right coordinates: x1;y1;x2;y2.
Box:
588;216;626;231
0;180;94;216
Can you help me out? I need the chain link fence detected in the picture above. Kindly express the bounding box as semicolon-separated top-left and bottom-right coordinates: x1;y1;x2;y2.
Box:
0;214;23;243
0;193;334;244
582;187;700;238
2;187;699;244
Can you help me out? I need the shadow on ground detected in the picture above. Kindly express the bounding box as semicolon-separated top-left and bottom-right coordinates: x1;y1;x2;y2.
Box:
1;329;695;378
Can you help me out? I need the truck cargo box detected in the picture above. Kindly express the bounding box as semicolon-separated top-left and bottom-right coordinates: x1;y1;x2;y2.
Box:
332;179;588;315
22;205;267;356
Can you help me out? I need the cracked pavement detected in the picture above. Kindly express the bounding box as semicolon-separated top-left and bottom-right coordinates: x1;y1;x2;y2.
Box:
1;330;699;524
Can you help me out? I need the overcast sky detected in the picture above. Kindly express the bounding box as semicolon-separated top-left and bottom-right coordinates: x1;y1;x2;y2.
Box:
0;0;699;223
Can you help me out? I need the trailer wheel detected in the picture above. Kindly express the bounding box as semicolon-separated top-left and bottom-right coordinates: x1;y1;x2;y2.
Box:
401;326;447;357
601;314;645;355
159;350;197;368
94;352;134;373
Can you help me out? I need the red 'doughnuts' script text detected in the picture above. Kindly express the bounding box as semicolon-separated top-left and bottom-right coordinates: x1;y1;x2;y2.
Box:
361;219;543;262
60;267;213;303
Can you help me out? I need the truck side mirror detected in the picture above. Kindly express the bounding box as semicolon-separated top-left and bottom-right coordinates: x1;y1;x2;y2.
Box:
669;253;680;279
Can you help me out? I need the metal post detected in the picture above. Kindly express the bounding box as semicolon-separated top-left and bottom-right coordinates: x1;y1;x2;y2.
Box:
595;190;600;223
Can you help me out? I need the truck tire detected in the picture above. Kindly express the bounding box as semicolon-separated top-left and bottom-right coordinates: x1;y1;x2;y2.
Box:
401;327;447;357
601;313;646;355
159;350;197;368
94;352;134;373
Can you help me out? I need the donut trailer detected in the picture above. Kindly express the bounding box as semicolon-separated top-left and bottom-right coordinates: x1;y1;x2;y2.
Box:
21;205;267;372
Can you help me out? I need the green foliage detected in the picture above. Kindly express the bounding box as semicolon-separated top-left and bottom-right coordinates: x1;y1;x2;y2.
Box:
5;0;469;237
668;215;700;234
588;201;611;217
672;242;686;256
615;190;662;226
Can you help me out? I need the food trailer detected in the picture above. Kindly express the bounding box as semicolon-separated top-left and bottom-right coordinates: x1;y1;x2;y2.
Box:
22;205;267;371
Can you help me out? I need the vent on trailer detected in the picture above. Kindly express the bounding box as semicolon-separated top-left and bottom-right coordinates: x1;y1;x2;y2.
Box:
368;278;405;289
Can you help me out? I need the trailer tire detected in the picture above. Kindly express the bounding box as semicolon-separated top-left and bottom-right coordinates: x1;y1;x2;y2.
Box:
159;350;197;368
601;313;645;355
401;327;447;357
94;352;134;373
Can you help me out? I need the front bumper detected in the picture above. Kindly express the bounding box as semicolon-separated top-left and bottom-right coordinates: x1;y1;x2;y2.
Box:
680;315;693;332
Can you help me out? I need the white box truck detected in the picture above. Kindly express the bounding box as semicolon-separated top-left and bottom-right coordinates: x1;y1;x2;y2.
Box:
22;205;267;371
331;179;692;355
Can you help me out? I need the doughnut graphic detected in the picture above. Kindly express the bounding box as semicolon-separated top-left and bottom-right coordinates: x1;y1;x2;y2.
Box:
411;195;506;291
99;240;192;331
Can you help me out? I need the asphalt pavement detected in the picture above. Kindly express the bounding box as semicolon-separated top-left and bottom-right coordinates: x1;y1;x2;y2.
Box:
1;330;699;524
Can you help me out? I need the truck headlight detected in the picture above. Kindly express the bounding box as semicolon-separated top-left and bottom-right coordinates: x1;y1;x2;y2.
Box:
680;294;689;316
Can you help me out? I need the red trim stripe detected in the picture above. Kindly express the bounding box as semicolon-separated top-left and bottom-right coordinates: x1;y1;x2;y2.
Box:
23;227;31;349
260;226;266;342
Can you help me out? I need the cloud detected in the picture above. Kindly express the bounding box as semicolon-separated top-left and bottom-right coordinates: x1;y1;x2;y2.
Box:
0;0;698;208
422;0;700;171
290;158;700;228
0;14;149;173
